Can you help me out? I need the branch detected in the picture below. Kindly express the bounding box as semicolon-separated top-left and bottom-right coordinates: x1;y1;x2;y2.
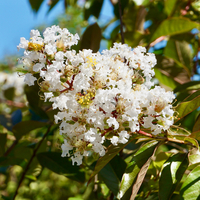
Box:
13;124;52;200
118;0;124;44
4;140;18;157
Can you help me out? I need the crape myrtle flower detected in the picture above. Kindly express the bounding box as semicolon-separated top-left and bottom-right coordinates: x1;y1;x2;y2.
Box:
18;25;175;165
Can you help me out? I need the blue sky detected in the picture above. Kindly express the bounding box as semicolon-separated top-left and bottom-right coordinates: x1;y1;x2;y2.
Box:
0;0;113;61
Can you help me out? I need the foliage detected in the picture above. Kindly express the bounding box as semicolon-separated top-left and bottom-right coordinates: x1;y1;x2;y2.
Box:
0;0;200;200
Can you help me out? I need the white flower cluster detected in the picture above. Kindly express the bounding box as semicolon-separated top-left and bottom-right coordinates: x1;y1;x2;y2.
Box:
18;25;175;165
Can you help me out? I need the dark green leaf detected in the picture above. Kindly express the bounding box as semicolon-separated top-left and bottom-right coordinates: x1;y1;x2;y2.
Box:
3;87;15;101
0;156;25;166
47;0;59;14
150;17;199;42
159;153;189;200
99;162;120;196
118;140;159;200
80;23;101;53
193;114;200;132
0;133;7;156
84;0;103;20
37;152;85;182
28;0;44;13
174;81;200;93
88;136;137;183
12;120;48;140
180;166;200;200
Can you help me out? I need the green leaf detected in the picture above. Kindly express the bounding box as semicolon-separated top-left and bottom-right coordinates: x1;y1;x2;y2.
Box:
0;156;25;166
164;0;178;16
154;68;179;89
159;153;189;200
28;0;44;13
180;166;200;200
193;114;200;132
80;23;101;53
164;40;192;76
99;162;120;196
0;133;7;156
175;91;200;122
12;120;48;140
118;140;159;200
174;81;200;93
37;152;85;182
99;155;126;195
88;136;137;183
47;0;59;14
84;0;103;20
150;17;199;42
3;87;15;101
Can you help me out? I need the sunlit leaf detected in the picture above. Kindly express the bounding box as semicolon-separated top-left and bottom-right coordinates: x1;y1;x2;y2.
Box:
180;166;200;200
192;113;200;132
118;140;159;200
164;0;178;16
164;40;192;77
154;68;179;89
37;152;85;182
175;91;200;122
159;153;189;200
150;17;199;42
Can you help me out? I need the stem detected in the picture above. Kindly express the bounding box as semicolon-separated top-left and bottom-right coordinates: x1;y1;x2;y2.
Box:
138;130;153;138
4;140;18;157
13;124;52;200
118;0;124;44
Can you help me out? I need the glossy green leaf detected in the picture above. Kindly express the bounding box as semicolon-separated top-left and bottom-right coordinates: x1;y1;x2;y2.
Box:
164;0;178;16
150;17;199;42
192;114;200;132
99;155;126;195
37;152;85;182
159;153;189;200
28;0;44;13
12;120;48;140
88;136;137;183
99;162;120;196
164;40;192;76
118;140;159;200
0;133;7;156
80;23;101;53
3;87;15;101
154;68;179;89
175;91;200;122
180;166;200;199
174;81;200;93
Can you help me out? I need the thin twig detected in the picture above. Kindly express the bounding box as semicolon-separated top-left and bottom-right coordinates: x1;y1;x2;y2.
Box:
4;140;18;157
13;124;52;200
118;0;124;44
